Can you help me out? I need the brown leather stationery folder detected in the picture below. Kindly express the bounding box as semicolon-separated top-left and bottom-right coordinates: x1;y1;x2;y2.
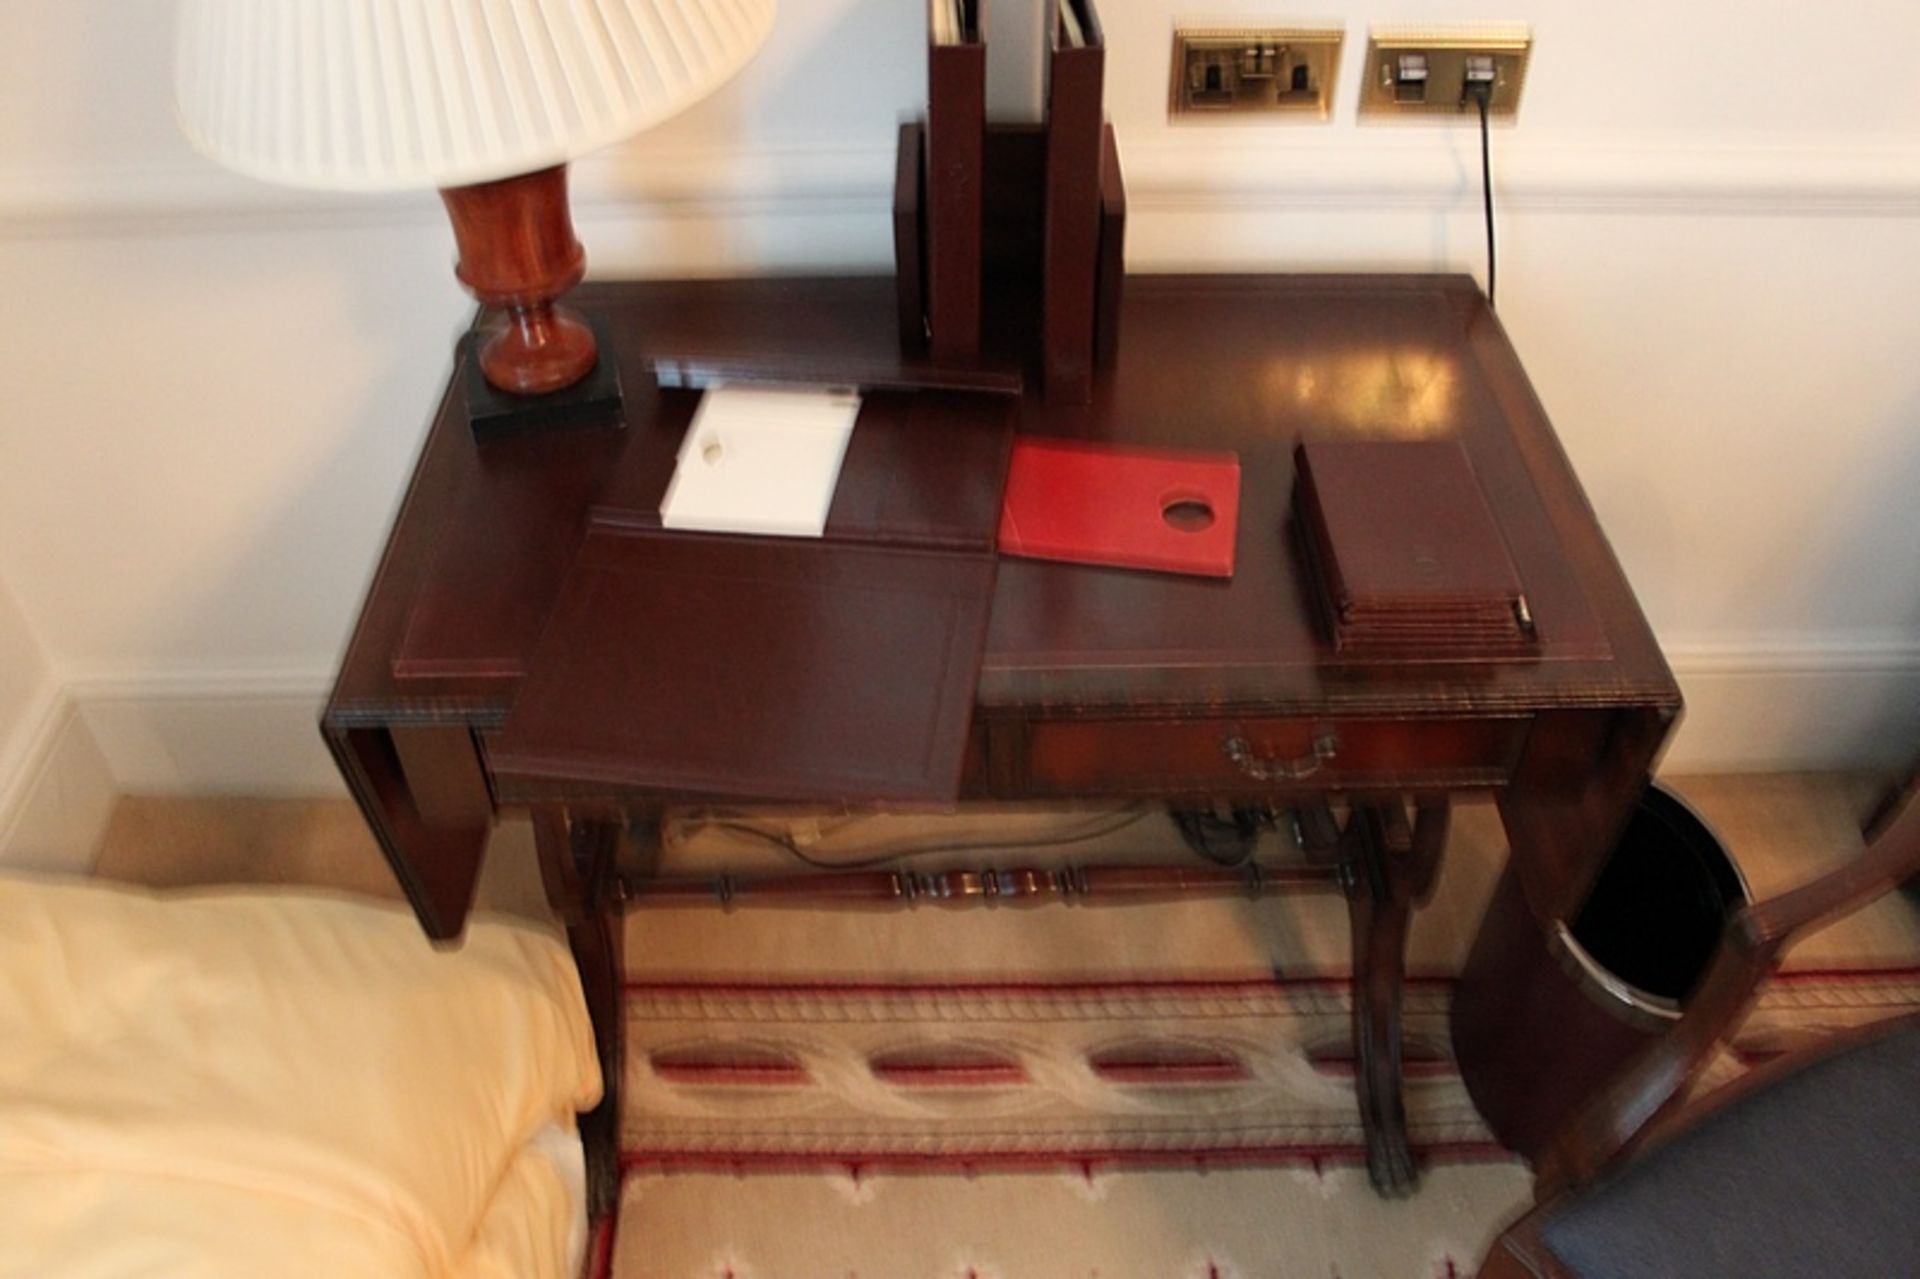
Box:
489;525;995;805
1294;439;1536;655
489;383;1020;806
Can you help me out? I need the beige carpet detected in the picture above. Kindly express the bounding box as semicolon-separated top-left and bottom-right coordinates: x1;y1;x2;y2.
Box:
610;1163;1533;1279
93;794;554;921
88;775;1920;1278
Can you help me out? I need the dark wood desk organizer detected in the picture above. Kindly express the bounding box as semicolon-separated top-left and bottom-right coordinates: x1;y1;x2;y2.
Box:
1294;439;1542;659
917;1;985;365
897;0;1126;402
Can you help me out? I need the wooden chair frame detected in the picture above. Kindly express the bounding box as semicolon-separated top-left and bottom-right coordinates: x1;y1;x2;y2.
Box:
1480;779;1920;1276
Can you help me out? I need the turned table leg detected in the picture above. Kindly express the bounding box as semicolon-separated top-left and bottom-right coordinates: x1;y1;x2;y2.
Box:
1341;796;1449;1196
533;807;627;1220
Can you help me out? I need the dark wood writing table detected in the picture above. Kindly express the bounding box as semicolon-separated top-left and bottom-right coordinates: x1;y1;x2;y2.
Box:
324;273;1680;1213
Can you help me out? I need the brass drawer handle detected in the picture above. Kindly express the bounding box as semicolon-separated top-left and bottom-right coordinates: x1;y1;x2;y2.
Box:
1221;732;1339;781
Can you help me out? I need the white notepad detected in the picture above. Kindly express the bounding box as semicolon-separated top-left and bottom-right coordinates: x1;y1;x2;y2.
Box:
659;385;863;537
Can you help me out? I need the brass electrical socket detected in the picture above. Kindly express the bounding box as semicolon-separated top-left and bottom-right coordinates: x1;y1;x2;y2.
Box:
1358;24;1530;118
1169;26;1343;121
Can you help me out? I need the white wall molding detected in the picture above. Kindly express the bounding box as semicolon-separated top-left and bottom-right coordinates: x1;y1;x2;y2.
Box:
39;638;1920;796
1664;636;1920;677
1662;637;1920;774
60;663;342;797
5;135;1919;242
0;687;118;872
0;147;890;241
61;662;342;706
1120;137;1920;218
0;677;68;832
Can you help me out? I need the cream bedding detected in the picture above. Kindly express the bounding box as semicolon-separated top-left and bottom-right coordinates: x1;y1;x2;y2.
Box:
464;1123;590;1279
0;875;602;1279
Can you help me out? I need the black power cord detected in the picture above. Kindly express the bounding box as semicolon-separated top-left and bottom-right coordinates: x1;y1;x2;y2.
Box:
1169;805;1275;867
1467;79;1496;309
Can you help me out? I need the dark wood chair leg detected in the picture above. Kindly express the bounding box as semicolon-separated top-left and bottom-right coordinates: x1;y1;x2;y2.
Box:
1342;797;1449;1196
533;807;627;1220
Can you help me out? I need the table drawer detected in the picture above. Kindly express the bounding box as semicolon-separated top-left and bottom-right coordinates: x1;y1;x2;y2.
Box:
1022;715;1528;795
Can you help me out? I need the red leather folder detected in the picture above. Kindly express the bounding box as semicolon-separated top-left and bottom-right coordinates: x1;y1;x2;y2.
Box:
997;437;1240;578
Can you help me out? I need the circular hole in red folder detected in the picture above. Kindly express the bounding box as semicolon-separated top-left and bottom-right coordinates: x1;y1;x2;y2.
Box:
1161;492;1216;533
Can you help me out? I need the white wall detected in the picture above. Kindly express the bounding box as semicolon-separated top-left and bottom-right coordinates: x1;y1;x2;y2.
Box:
1;0;1917;792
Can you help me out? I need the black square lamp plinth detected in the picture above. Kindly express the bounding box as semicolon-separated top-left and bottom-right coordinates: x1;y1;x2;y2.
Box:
461;312;624;438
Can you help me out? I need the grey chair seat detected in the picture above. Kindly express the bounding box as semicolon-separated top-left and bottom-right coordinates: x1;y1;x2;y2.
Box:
1538;1018;1920;1279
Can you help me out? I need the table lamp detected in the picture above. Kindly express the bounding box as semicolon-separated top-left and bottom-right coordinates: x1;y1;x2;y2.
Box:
174;0;776;408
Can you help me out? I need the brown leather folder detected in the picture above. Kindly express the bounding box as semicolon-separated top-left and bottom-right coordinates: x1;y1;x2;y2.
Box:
489;387;1018;806
489;526;996;805
1294;439;1535;655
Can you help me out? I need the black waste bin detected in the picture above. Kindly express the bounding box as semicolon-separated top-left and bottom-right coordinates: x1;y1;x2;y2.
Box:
1451;784;1750;1161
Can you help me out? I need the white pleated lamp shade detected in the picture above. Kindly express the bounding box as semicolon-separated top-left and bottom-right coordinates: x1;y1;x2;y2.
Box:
174;0;777;191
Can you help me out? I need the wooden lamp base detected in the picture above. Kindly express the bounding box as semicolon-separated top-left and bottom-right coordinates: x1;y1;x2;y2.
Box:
476;299;597;396
440;165;620;428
